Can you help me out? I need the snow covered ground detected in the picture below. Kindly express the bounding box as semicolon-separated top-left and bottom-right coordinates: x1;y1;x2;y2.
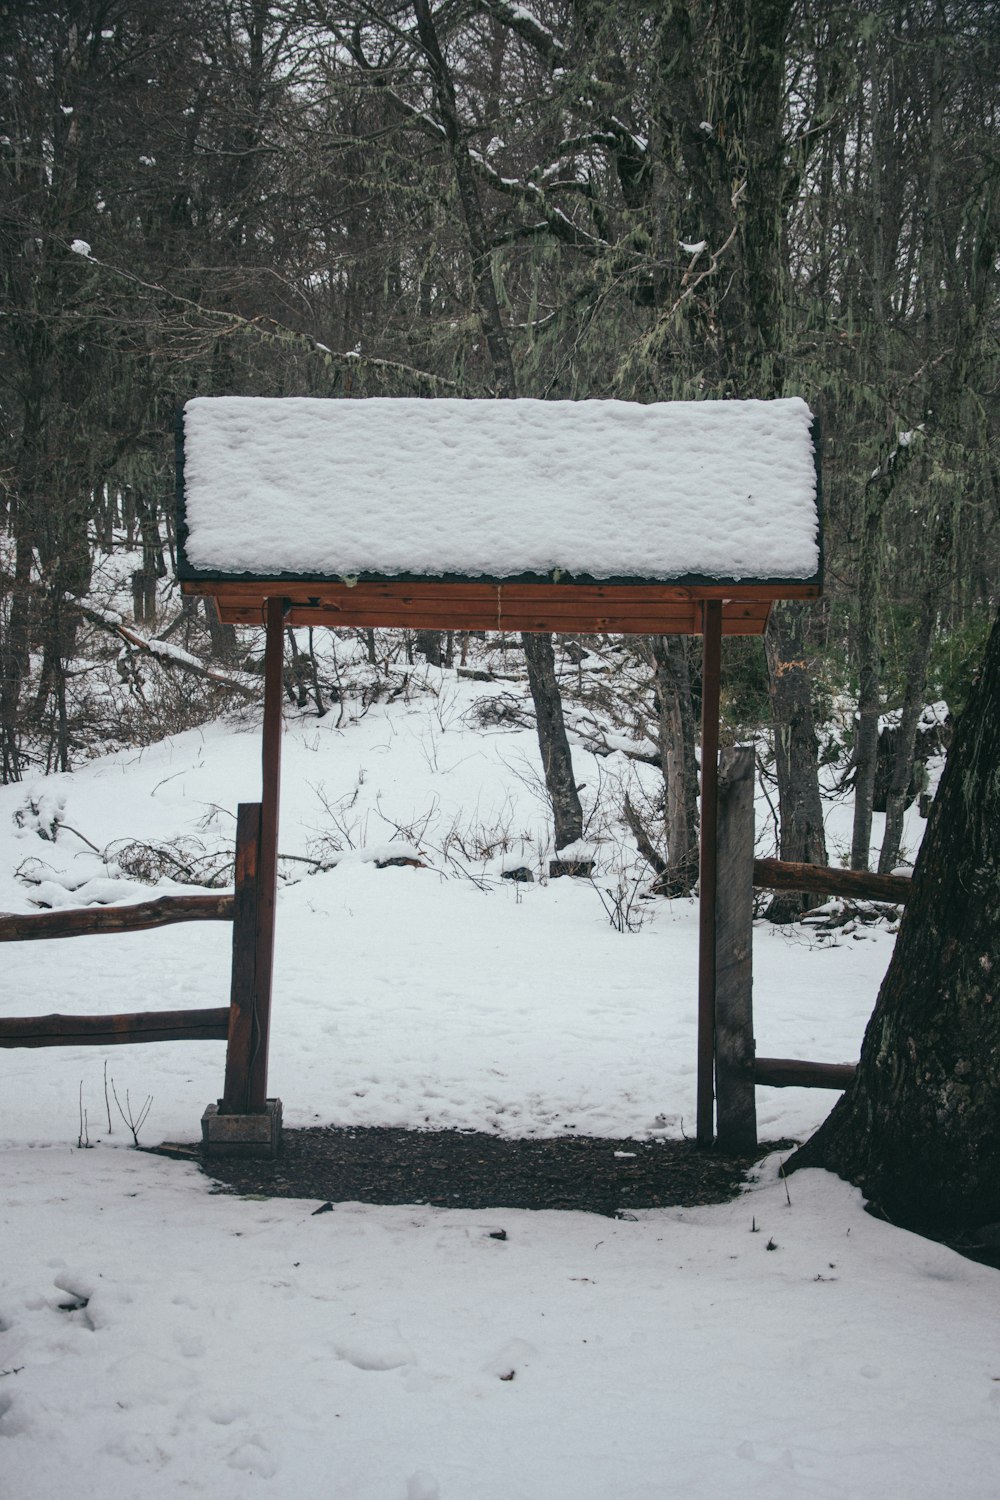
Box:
2;659;997;1498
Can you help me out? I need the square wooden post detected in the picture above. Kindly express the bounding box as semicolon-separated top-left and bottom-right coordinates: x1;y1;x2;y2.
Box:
221;800;263;1113
246;595;286;1112
697;599;723;1146
714;746;757;1153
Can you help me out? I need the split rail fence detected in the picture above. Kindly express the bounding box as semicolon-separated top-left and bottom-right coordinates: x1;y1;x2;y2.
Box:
0;801;269;1113
714;746;912;1152
1;751;912;1145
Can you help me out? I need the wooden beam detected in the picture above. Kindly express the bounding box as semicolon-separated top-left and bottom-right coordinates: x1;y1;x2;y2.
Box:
752;858;911;904
0;894;233;943
218;605;771;635
182;578;811;636
182;578;822;605
714;747;757;1153
0;1007;230;1048
755;1058;857;1090
222;802;262;1113
246;598;285;1112
696;598;723;1146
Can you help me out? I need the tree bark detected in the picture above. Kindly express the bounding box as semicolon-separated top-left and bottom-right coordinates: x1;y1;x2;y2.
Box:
849;483;884;870
414;629;444;667
877;591;936;873
521;631;584;854
788;607;1000;1236
650;634;699;895
412;0;516;397
764;603;828;919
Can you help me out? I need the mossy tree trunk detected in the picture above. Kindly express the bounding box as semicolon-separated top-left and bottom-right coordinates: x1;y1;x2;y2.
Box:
789;607;1000;1236
764;603;828;921
521;631;584;854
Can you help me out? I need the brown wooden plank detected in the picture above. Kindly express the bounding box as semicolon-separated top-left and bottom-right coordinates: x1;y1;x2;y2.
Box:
222;802;262;1113
752;858;912;904
246;598;285;1111
697;599;723;1145
0;894;234;943
755;1058;857;1090
714;746;757;1153
0;1007;231;1048
216;603;769;635
201;578;776;634
184;578;821;604
209;589;701;611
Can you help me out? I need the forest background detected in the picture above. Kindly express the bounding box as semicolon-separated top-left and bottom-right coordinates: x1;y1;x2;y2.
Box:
2;0;998;890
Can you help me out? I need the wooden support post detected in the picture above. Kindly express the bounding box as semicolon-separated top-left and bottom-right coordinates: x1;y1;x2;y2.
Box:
247;597;285;1111
697;599;723;1146
714;746;757;1153
222;801;262;1112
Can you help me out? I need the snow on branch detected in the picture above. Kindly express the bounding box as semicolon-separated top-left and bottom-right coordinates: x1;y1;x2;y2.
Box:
469;151;608;252
79;604;259;700
479;0;567;66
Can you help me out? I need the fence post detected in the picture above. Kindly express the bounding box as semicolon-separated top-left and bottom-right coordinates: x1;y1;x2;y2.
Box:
697;599;723;1145
221;801;262;1113
715;745;757;1153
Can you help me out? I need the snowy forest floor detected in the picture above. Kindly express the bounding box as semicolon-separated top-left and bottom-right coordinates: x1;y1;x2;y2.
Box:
2;631;999;1499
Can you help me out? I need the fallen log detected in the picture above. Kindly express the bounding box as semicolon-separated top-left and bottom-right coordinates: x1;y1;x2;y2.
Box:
0;893;234;942
0;1007;231;1048
752;858;911;905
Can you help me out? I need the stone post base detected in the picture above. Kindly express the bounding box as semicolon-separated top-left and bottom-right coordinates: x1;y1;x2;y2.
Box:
202;1098;282;1160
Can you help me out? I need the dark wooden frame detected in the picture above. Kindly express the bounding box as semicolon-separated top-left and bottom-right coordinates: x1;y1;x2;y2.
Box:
178;587;752;1139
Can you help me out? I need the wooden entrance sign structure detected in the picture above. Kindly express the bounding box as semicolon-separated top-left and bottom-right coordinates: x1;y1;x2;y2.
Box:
177;396;822;1149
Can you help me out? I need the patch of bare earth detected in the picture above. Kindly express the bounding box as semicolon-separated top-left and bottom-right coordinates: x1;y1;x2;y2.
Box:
191;1126;788;1217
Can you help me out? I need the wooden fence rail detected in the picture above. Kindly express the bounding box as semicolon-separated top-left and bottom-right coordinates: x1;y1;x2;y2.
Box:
0;893;234;943
0;808;261;1118
713;760;909;1148
0;1007;231;1048
754;1058;857;1090
751;858;912;905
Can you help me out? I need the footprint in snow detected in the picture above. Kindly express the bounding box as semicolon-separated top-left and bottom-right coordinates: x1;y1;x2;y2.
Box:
227;1437;278;1478
406;1471;441;1500
482;1337;538;1380
204;1399;249;1426
334;1328;415;1371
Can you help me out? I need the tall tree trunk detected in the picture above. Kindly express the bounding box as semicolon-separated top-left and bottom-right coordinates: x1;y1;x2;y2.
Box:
411;0;582;858
414;630;444;667
849;482;884;870
650;634;699;895
877;590;936;873
0;529;33;783
412;0;516;397
789;607;1000;1237
522;631;584;854
764;604;828;919
204;597;237;663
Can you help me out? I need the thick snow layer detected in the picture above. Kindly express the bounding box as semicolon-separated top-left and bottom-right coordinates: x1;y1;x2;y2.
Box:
181;397;819;582
5;652;992;1500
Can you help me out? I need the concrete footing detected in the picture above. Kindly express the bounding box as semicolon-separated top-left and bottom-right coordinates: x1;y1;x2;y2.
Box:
202;1098;282;1160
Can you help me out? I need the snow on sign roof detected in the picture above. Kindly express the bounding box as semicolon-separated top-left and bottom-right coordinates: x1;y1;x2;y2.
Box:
177;396;820;585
